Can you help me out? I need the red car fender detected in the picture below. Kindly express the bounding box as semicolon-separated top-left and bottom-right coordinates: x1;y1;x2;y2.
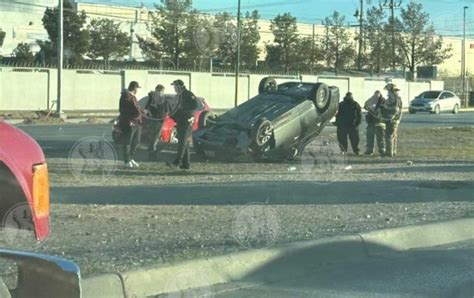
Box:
160;98;210;142
0;122;49;240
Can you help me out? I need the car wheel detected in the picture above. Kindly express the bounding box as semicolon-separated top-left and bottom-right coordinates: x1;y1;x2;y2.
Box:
198;111;215;129
452;104;459;114
311;83;330;112
433;105;440;114
258;77;277;94
251;118;273;149
169;127;178;143
409;109;416;114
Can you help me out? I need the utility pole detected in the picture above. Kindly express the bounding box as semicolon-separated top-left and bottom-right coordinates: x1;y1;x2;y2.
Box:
57;0;64;118
234;0;241;107
311;23;315;73
354;0;364;70
462;6;468;107
381;0;402;70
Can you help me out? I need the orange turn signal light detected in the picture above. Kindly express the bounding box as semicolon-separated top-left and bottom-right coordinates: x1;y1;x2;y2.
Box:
32;163;50;217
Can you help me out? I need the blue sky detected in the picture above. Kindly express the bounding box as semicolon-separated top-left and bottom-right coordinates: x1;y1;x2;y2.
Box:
78;0;473;37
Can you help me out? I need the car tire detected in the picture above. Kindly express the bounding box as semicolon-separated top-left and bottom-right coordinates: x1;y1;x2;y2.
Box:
251;118;273;149
192;140;207;159
310;83;330;112
409;109;416;114
198;111;215;129
258;77;277;94
433;105;441;114
452;104;459;114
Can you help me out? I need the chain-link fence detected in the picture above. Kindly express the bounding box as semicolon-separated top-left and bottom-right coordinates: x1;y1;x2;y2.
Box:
443;77;474;107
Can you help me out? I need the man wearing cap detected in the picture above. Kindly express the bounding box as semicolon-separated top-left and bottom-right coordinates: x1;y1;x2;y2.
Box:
167;79;197;170
119;81;143;167
145;84;168;160
380;83;403;157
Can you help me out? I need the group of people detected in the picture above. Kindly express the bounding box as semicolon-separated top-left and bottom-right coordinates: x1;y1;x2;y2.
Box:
335;83;403;157
118;79;198;169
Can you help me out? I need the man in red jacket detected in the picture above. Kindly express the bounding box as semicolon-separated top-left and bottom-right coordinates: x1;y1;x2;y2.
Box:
119;81;143;168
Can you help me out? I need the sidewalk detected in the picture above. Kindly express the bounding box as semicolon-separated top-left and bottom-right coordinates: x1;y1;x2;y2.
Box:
81;218;474;298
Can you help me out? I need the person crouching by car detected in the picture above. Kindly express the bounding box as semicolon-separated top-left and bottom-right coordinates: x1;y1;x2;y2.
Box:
145;84;168;160
167;79;197;170
119;81;143;168
335;92;362;155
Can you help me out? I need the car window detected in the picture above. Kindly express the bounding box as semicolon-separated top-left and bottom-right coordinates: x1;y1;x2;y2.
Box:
442;92;454;99
419;91;441;99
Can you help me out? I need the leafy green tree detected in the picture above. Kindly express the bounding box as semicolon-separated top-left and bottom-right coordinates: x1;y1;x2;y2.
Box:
240;10;261;69
364;7;392;74
398;2;452;73
88;18;130;66
266;13;299;73
41;0;89;64
213;12;237;66
13;43;35;64
140;0;194;68
319;11;356;74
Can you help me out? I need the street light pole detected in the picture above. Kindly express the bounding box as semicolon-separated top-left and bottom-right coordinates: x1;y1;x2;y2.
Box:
462;6;468;107
57;0;64;118
234;0;241;107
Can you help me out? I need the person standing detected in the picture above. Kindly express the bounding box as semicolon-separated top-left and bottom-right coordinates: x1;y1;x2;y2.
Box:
364;91;386;155
167;79;197;170
119;81;143;168
380;83;403;157
335;92;362;155
145;84;168;160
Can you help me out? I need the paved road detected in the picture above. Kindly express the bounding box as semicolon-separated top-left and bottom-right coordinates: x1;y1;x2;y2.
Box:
212;240;474;297
15;111;474;150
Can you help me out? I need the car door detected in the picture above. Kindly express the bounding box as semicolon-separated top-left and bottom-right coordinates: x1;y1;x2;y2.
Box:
441;92;455;111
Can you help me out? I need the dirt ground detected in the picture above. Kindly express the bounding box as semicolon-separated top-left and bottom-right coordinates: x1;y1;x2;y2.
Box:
1;127;473;281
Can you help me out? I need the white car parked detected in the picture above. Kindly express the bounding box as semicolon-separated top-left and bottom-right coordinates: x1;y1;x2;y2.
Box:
409;91;461;114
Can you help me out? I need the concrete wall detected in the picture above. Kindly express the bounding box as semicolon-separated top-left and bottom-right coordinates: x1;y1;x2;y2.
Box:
0;67;444;112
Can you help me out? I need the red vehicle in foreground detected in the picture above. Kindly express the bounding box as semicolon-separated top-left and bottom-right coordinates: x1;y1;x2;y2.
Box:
0;121;50;240
0;121;81;298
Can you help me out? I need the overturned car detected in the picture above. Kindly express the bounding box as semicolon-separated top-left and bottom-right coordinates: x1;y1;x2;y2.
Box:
192;77;339;161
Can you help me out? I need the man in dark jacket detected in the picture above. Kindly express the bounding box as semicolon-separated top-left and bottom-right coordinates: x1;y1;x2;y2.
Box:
119;81;143;167
335;92;362;155
167;79;197;170
145;84;168;159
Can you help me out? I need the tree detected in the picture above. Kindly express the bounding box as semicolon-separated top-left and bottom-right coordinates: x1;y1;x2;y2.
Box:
41;0;89;64
88;18;130;66
266;13;299;73
398;2;452;73
294;37;319;73
140;0;194;68
213;12;238;66
364;7;392;74
13;43;35;64
320;11;356;74
240;10;261;69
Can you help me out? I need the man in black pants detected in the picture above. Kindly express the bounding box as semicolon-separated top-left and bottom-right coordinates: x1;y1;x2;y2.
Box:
335;92;362;155
167;80;197;170
145;84;168;160
119;81;143;167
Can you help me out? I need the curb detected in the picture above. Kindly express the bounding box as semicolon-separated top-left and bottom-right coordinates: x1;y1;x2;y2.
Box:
81;218;474;298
